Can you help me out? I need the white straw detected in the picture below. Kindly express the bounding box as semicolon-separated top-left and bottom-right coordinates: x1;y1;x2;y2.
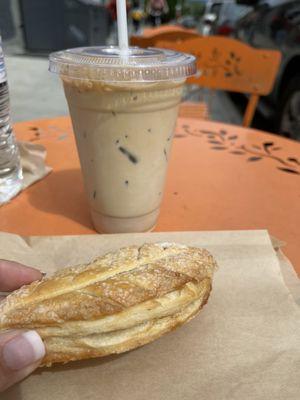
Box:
116;0;129;56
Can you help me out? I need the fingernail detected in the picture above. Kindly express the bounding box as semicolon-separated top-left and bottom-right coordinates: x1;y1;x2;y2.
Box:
3;331;45;371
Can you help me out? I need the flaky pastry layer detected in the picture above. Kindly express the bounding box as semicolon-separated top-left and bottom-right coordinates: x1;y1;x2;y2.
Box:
0;243;217;365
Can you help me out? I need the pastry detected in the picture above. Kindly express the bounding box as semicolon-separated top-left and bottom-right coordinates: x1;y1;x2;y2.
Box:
0;243;217;366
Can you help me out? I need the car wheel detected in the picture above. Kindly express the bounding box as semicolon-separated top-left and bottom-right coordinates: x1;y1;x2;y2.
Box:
278;75;300;141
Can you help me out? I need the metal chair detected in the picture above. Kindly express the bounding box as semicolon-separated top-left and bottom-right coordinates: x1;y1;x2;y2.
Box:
156;36;281;127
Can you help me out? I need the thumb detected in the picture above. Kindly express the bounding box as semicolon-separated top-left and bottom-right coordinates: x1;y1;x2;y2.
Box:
0;330;45;393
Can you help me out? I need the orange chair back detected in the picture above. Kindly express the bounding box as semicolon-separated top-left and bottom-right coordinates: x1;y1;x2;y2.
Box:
156;36;282;126
142;24;198;36
130;29;200;48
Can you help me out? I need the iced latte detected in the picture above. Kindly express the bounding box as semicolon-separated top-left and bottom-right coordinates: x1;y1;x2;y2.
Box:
49;47;196;232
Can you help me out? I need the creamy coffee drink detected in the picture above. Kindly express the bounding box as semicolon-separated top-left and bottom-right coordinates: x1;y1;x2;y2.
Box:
49;47;196;233
63;79;183;232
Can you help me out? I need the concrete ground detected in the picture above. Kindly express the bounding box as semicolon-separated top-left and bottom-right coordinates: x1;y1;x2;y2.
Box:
6;56;68;122
2;0;69;122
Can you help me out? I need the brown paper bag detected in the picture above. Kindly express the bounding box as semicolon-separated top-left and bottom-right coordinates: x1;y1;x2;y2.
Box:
1;229;300;400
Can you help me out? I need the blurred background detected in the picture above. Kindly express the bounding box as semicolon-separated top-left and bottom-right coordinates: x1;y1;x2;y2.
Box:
0;0;299;140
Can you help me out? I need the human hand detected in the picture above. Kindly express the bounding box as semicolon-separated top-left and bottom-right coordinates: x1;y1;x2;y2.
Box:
0;261;45;392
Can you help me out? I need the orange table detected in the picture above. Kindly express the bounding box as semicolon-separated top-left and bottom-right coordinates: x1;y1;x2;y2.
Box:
1;116;299;275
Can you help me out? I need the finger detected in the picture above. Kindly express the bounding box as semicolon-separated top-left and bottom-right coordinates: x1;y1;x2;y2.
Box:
0;261;43;292
0;330;45;393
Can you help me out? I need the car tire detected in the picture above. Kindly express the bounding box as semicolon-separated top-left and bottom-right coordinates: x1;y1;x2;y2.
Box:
277;75;300;141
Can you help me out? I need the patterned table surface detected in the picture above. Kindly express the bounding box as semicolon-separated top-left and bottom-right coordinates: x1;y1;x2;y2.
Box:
1;116;300;275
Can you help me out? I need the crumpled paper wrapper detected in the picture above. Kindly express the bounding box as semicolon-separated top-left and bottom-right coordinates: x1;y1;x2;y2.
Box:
19;141;52;190
1;141;52;206
1;229;300;400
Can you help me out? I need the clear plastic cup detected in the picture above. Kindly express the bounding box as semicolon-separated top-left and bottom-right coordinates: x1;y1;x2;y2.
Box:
49;46;196;233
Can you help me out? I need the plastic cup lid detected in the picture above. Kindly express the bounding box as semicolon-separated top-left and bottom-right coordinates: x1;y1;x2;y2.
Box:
49;46;196;82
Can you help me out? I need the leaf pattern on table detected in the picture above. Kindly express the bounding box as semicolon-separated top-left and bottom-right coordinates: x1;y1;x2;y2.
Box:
230;150;245;155
208;140;223;145
263;142;274;153
175;122;300;176
277;167;300;175
248;156;262;162
287;157;300;166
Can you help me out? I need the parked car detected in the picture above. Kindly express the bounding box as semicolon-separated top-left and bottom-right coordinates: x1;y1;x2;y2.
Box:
235;0;300;140
177;15;198;29
201;0;252;36
202;12;217;35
